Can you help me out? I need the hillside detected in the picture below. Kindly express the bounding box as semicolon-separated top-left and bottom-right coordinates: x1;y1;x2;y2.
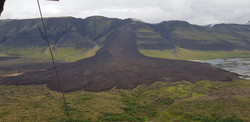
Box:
0;16;250;57
0;24;239;92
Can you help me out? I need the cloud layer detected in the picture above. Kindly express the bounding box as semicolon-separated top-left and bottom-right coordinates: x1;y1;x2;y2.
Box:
1;0;250;25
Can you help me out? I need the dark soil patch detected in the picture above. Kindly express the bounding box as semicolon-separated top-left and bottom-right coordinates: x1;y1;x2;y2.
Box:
0;57;20;61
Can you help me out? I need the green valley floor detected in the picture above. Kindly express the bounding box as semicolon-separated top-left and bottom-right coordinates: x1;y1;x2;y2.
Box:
0;79;249;121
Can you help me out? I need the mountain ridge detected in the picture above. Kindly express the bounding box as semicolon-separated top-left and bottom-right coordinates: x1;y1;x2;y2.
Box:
0;16;250;53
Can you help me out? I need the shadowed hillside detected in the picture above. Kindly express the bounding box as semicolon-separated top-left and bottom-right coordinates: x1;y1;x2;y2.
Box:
0;23;239;92
0;16;250;54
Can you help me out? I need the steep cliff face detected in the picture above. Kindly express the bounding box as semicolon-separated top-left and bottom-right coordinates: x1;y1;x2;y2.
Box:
0;17;121;49
0;23;239;92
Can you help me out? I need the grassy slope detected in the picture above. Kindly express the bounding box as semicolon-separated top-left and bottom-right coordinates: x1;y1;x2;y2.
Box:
140;48;250;60
0;45;101;62
2;46;250;62
0;80;249;121
172;26;249;47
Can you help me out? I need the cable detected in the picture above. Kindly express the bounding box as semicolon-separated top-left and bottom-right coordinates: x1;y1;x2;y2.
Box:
36;0;71;120
94;16;97;41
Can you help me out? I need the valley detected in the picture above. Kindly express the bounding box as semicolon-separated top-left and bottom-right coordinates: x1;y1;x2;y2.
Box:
0;16;250;121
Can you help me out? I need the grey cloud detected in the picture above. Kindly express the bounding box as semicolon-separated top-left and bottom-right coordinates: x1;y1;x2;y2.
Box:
1;0;250;25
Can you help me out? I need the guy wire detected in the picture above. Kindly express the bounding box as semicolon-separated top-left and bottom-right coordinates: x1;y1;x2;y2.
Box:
36;0;71;120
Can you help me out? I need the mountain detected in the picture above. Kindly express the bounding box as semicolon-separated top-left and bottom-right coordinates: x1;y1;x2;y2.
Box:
247;21;250;25
0;24;239;92
0;16;250;53
0;16;120;48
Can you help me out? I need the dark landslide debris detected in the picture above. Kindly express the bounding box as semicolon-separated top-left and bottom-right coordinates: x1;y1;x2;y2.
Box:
0;24;239;92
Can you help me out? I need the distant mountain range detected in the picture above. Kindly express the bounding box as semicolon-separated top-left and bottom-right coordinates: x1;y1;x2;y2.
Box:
0;16;250;51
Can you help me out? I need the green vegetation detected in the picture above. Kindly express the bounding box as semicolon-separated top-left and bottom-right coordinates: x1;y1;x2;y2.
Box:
173;27;217;41
2;45;249;64
0;111;10;118
1;43;250;63
140;48;250;60
0;45;44;57
0;80;249;121
172;26;248;47
0;45;100;62
64;46;100;62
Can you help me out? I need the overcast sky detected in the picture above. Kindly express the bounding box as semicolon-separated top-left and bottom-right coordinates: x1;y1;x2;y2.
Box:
1;0;250;25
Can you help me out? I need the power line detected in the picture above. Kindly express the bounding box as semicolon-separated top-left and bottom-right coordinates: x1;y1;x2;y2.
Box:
36;0;71;120
94;16;97;41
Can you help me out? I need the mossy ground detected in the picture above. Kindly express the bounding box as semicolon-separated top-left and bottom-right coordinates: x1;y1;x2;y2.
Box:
0;80;249;121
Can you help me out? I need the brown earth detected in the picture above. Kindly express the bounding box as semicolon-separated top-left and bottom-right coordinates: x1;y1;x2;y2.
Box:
0;24;239;92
